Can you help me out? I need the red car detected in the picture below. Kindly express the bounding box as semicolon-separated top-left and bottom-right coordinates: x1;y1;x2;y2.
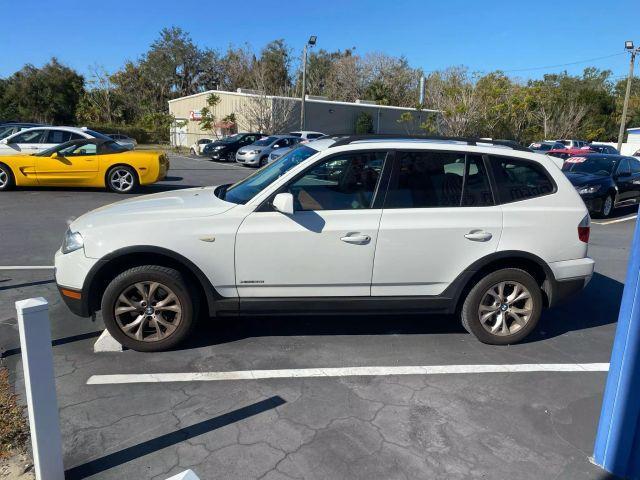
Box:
547;147;594;161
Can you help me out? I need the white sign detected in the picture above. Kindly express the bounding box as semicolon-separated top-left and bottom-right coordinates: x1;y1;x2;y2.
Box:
189;110;202;121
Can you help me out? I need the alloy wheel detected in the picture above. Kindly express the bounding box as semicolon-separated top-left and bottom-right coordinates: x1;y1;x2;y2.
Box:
477;281;533;336
603;195;613;217
114;281;183;342
0;168;7;189
109;168;134;192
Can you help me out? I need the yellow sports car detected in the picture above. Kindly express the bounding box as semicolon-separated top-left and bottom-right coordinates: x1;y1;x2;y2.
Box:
0;138;169;193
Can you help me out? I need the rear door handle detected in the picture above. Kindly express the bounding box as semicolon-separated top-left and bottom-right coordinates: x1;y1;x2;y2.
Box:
340;233;371;245
464;231;493;242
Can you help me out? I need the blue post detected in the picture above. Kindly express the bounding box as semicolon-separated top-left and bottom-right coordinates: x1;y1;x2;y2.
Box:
593;213;640;478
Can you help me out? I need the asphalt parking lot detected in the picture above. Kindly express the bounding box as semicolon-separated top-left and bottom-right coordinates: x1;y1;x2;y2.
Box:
0;153;636;479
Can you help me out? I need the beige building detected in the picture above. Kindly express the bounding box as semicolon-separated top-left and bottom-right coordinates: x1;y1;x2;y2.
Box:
168;89;440;147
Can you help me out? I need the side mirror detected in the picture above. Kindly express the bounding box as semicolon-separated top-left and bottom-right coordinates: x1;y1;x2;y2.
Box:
272;192;294;215
51;152;59;159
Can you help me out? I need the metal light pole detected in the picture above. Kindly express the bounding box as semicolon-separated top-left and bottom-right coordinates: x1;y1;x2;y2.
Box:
617;41;639;152
300;35;317;130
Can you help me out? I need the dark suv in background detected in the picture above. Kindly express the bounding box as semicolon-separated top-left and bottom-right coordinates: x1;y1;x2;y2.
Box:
203;132;263;161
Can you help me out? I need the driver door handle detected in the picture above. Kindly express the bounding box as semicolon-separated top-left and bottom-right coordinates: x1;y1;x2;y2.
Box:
340;233;371;245
464;231;493;242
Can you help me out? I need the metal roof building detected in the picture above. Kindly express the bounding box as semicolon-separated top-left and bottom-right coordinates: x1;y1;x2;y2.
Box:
168;89;440;147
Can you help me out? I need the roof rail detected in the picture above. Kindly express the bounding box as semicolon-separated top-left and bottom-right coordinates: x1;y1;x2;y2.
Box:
328;134;532;152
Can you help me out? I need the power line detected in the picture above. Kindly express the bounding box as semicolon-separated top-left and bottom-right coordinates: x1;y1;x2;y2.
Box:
501;52;626;73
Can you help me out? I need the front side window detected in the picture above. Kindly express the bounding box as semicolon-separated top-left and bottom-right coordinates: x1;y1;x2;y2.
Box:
10;130;45;144
490;156;555;203
59;142;97;156
617;158;631;176
630;158;640;174
287;152;386;211
384;151;492;208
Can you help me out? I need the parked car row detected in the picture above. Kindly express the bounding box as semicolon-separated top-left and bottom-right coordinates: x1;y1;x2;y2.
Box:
196;130;326;167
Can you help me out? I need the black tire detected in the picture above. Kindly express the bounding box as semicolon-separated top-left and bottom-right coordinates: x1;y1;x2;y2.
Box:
599;193;614;218
106;165;139;193
101;265;198;352
258;156;268;168
0;163;15;191
460;268;542;345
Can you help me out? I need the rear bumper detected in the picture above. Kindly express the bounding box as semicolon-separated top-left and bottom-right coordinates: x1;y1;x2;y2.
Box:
546;257;594;307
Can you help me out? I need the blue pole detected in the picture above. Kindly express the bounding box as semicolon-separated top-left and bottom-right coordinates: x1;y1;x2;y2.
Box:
593;212;640;478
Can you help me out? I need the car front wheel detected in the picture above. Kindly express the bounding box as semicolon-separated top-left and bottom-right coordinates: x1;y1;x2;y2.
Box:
600;194;614;218
101;265;197;351
460;268;542;345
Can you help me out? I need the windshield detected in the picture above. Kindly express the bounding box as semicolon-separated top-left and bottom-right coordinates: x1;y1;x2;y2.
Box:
221;145;319;204
562;156;616;176
253;136;278;146
530;142;554;151
0;127;15;140
84;129;112;141
220;133;243;143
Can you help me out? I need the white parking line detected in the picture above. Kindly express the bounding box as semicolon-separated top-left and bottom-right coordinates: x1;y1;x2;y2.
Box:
0;266;55;270
87;363;610;385
592;215;637;225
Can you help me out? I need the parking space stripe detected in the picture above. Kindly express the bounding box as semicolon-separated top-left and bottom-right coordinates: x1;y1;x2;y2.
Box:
87;363;610;385
592;215;637;225
0;266;55;270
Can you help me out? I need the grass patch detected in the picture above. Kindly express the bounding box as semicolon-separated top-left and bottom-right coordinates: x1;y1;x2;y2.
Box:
0;367;29;459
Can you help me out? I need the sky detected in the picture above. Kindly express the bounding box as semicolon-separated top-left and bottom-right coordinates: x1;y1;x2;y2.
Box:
1;0;637;82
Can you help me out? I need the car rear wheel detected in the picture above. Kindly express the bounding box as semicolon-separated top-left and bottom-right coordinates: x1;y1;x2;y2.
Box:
461;268;542;345
106;165;138;193
190;148;196;156
0;163;15;191
101;265;197;352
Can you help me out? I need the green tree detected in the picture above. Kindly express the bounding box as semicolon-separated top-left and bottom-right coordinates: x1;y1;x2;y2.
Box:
355;111;374;134
197;93;222;134
0;58;84;124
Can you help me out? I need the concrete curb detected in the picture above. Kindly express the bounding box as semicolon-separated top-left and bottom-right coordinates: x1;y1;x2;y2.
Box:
93;330;123;353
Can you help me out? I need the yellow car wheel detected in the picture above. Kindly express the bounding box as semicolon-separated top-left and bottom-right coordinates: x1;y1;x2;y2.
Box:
0;163;15;191
106;165;139;194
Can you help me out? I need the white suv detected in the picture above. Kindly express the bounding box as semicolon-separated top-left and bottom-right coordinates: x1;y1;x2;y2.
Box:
55;137;594;351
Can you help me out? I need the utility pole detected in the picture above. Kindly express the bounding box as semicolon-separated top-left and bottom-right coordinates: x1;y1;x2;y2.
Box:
618;41;639;152
300;36;317;131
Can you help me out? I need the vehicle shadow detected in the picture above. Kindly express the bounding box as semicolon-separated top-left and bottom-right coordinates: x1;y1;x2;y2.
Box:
179;272;621;350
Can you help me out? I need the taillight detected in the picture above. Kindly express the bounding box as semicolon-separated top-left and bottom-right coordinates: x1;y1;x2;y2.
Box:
578;214;590;243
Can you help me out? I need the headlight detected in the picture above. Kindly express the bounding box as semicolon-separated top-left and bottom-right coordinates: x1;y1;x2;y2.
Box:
577;185;601;195
62;229;84;254
214;145;224;150
249;150;260;154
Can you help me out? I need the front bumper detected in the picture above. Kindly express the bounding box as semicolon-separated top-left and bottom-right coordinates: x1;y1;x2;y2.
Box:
55;248;97;318
57;284;89;317
236;151;260;165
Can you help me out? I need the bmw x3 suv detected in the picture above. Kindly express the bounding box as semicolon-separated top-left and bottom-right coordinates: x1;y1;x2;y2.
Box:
55;136;594;351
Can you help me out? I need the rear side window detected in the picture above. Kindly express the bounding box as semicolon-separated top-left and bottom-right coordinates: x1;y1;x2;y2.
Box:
630;158;640;174
47;130;73;143
384;151;493;208
489;156;555;203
